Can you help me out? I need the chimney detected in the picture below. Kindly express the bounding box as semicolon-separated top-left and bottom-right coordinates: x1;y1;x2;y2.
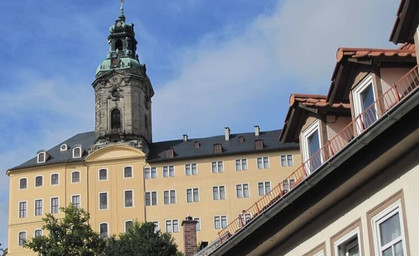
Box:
183;134;188;142
224;127;230;141
254;125;260;136
182;216;198;256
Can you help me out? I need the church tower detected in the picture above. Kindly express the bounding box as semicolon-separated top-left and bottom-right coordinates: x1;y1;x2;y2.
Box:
93;3;154;151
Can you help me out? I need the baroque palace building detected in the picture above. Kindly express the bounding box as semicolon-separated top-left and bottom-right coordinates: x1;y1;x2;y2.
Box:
6;4;300;255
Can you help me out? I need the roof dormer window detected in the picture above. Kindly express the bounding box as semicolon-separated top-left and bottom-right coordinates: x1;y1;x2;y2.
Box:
166;148;174;159
194;141;200;149
73;145;82;159
255;140;264;150
37;151;47;164
238;136;245;143
214;144;223;154
60;144;68;152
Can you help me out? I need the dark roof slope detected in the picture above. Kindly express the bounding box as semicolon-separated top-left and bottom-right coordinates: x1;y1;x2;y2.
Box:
8;130;299;171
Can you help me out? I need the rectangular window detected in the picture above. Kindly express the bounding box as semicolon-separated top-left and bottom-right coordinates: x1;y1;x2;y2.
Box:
185;163;198;176
144;167;157;179
235;159;247;171
51;174;59;185
212;161;223;173
152;221;159;233
353;75;377;132
214;215;227;229
51;197;59;214
98;169;108;181
19;201;27;218
72;171;80;183
124;166;133;178
258;181;271;196
165;219;179;233
145;191;157;206
371;201;407;256
34;229;43;237
236;184;249;198
194;217;201;231
213;186;226;200
282;178;296;192
99;192;108;210
72;195;81;208
302;121;322;173
35;199;43;216
124;190;133;207
100;223;108;238
163;165;175;177
257;157;269;169
18;232;26;246
281;154;294;167
19;178;27;190
164;190;176;205
186;188;199;203
35;176;43;187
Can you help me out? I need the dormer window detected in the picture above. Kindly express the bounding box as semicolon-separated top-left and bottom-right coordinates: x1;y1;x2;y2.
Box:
255;140;264;150
353;75;378;132
37;151;47;164
166;148;174;159
214;144;223;154
194;141;200;149
301;120;322;174
60;144;68;152
238;136;245;143
73;145;82;159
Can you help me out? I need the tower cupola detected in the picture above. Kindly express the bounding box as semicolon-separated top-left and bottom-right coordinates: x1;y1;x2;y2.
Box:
92;1;154;151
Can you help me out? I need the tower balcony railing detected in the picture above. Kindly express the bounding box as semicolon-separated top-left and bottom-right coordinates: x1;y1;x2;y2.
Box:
212;65;419;251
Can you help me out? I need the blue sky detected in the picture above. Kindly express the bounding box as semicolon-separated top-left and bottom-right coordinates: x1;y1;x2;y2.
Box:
0;0;400;248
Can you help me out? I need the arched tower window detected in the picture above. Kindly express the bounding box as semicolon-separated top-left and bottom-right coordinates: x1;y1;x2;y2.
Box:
111;109;121;129
115;39;123;51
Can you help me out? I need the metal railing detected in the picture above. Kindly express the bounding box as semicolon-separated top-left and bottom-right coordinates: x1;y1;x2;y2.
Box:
214;65;419;248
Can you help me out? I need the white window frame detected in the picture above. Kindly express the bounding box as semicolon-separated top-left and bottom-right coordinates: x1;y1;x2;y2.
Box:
212;161;224;173
236;183;249;198
19;177;28;190
186;188;199;203
18;201;27;218
50;196;60;214
34;198;43;216
334;227;362;256
99;222;109;238
98;168;108;181
124;220;134;232
301;120;323;174
50;173;59;186
72;146;82;158
71;194;81;208
235;159;248;171
353;75;378;133
185;163;198;176
165;219;179;233
163;165;175;178
258;181;271;196
145;191;158;206
34;175;44;188
123;165;133;179
214;215;228;229
71;171;81;183
152;221;159;233
18;231;27;246
281;154;294;167
194;217;201;231
98;192;109;210
124;189;134;208
37;151;46;164
256;156;270;169
213;185;226;200
34;229;43;238
371;200;407;256
163;189;176;205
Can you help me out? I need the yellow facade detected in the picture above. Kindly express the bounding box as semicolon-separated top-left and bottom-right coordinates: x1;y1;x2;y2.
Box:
8;142;300;255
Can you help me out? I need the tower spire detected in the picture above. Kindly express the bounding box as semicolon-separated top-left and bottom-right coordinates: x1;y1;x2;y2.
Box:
119;0;126;22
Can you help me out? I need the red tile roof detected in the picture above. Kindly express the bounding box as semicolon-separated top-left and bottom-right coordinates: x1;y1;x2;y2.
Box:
336;47;416;62
290;94;350;109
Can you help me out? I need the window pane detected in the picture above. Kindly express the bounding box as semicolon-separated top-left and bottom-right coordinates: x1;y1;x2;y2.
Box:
100;223;108;238
394;240;404;256
218;161;223;172
235;160;241;171
125;221;133;231
281;155;286;166
380;213;401;246
258;183;264;196
125;191;133;207
213;187;218;200
20;179;27;189
151;167;157;178
124;166;132;178
100;193;107;209
220;186;225;200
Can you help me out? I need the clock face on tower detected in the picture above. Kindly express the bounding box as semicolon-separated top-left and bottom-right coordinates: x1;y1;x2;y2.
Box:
116;21;122;27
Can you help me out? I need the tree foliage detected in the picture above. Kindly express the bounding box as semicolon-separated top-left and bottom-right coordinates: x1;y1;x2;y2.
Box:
0;243;7;256
102;222;178;256
24;205;105;256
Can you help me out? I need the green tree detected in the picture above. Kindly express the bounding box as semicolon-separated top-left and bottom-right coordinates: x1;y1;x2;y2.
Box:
0;243;7;256
103;222;178;256
24;205;105;256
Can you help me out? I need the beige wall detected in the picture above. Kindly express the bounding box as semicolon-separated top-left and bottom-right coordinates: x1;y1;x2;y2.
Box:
8;145;300;255
281;162;419;256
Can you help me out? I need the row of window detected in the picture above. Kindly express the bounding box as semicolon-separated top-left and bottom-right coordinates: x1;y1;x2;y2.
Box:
305;196;407;256
18;166;133;190
17;217;203;247
145;182;272;206
144;154;294;179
